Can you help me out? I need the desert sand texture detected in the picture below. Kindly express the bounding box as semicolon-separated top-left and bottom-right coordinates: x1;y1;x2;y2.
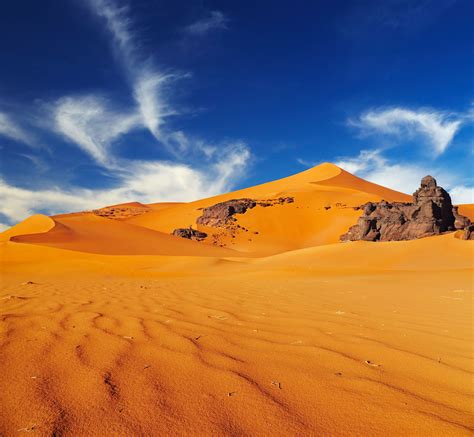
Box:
0;163;473;436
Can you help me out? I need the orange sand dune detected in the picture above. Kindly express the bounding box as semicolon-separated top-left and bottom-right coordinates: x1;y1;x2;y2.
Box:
0;214;54;243
458;204;474;221
0;164;473;436
10;213;236;257
146;201;185;211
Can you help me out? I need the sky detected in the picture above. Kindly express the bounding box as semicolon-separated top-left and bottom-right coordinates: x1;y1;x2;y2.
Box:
0;0;473;229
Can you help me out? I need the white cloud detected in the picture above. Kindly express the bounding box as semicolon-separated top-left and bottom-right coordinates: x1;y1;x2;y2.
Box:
335;149;428;194
0;222;10;232
54;95;141;167
132;72;177;144
296;157;317;167
335;148;473;204
0;142;250;225
335;149;385;174
85;0;189;153
449;186;474;204
351;107;464;156
0;112;35;146
184;11;228;35
86;0;137;70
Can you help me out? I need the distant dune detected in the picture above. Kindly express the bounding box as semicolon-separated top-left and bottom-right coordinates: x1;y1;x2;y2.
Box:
0;163;472;436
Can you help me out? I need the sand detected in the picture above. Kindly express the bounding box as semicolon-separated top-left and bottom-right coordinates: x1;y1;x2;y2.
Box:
0;163;473;436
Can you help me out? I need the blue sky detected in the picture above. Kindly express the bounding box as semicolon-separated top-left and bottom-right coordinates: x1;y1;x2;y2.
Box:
0;0;473;228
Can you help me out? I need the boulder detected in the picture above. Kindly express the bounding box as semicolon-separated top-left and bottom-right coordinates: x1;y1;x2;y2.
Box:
341;176;471;242
461;225;474;240
172;227;207;241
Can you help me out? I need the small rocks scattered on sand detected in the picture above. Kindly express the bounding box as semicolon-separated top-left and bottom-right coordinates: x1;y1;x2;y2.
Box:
365;360;381;367
271;380;282;389
91;205;151;220
17;424;37;433
172;227;208;241
341;176;472;241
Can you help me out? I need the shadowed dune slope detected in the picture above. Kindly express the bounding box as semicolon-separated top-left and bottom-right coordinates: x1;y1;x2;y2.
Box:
9;213;237;257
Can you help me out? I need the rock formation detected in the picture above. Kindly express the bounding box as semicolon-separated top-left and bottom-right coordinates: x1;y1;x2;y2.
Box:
172;227;207;241
340;175;471;242
196;197;294;228
462;225;474;240
196;199;257;227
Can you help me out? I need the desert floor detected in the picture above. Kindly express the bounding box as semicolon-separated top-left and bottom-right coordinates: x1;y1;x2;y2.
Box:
1;235;473;436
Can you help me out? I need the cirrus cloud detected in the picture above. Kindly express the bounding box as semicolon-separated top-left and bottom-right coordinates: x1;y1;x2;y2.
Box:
349;107;466;156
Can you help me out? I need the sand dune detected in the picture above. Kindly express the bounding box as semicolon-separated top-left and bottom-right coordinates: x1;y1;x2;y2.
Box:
10;213;236;257
127;163;411;255
0;163;473;436
0;214;55;243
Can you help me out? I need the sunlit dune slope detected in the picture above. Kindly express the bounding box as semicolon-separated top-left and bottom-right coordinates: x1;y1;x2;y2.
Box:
127;163;411;254
253;233;474;273
9;213;236;257
458;204;474;221
0;214;55;242
146;202;184;211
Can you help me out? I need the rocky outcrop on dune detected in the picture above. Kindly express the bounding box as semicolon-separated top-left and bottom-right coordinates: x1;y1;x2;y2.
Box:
196;199;257;227
194;196;294;247
172;227;208;241
341;176;472;242
196;197;294;228
461;225;474;240
92;203;151;220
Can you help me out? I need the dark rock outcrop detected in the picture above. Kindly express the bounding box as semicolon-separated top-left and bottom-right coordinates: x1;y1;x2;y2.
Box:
172;227;207;241
462;225;474;240
196;199;257;227
196;197;294;228
340;176;471;242
453;206;471;230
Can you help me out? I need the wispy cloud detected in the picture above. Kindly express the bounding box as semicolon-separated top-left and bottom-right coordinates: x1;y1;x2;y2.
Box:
296;157;317;167
132;72;180;148
85;0;181;152
184;11;229;35
0;112;35;147
54;95;141;167
349;107;465;156
86;0;137;71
